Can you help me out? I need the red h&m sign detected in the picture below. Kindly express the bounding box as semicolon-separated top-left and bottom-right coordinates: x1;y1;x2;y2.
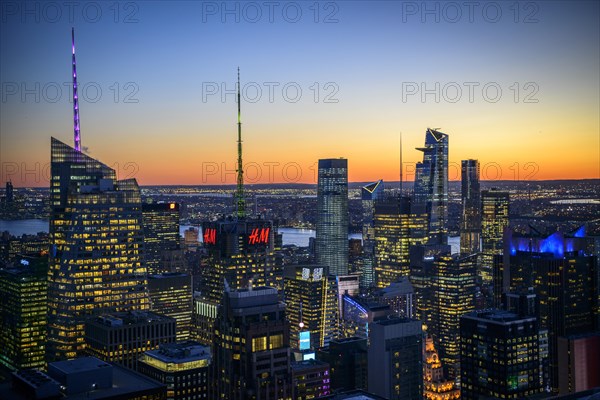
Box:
203;228;217;245
248;227;270;245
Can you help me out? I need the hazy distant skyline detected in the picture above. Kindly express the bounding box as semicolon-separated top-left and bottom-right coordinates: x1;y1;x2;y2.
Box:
1;1;598;186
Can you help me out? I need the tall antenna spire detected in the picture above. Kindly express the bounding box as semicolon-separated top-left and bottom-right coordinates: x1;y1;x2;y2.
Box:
72;27;81;152
235;68;245;219
399;132;403;195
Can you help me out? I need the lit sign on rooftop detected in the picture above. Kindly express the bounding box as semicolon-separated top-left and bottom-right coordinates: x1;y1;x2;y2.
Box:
248;227;270;245
203;228;217;245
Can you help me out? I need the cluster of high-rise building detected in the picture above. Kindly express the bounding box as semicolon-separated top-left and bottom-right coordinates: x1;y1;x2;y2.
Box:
0;29;598;400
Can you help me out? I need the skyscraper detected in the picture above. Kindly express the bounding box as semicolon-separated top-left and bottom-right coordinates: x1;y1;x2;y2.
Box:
460;308;545;399
414;128;449;244
283;265;338;351
210;286;292;398
148;272;193;341
361;180;384;289
431;252;477;380
368;317;423;400
47;138;150;361
0;254;47;371
460;159;481;255
142;202;181;275
495;227;599;392
316;158;349;276
374;196;428;288
480;188;509;286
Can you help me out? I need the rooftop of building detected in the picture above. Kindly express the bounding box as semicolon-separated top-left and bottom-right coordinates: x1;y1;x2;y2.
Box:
463;309;537;325
148;272;189;279
144;341;211;364
317;389;387;400
0;358;165;400
49;357;111;376
89;311;174;328
290;358;329;372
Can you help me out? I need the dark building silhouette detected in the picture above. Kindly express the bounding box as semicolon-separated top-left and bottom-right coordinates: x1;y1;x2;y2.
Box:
460;159;481;255
317;337;368;392
210;286;292;399
368;317;423;400
494;226;599;392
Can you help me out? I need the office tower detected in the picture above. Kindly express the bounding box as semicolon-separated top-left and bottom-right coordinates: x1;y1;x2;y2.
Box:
184;227;200;251
192;293;217;346
409;243;451;330
0;254;47;371
5;181;13;204
369;277;415;318
138;341;211;400
317;337;368;392
361;180;384;289
142;202;181;275
283;265;338;351
374;196;428;288
414;128;449;244
368;317;423;400
211;286;292;399
495;227;599;392
460;160;481;255
4;357;166;399
480;188;509;286
197;218;279;341
431;252;477;380
316;158;349;276
341;296;393;339
84;312;176;371
290;359;331;399
460;308;545;399
423;336;460;400
47;138;150;361
557;332;600;394
148;273;192;341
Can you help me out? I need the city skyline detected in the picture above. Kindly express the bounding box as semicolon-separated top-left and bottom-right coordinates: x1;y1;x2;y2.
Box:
1;1;599;186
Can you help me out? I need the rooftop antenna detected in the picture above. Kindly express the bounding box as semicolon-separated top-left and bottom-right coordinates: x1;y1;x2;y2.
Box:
71;28;81;152
399;132;403;196
235;68;246;219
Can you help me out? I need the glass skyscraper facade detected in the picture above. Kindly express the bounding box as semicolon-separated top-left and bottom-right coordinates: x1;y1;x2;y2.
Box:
361;180;384;289
142;202;181;275
316;158;349;276
460;159;481;255
481;189;509;286
47;137;150;361
414;128;449;245
374;196;428;288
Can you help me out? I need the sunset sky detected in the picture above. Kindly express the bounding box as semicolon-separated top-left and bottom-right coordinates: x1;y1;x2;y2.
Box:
1;1;598;186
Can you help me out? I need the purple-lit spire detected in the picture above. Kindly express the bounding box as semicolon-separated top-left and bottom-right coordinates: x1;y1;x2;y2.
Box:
72;28;81;152
235;67;245;219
